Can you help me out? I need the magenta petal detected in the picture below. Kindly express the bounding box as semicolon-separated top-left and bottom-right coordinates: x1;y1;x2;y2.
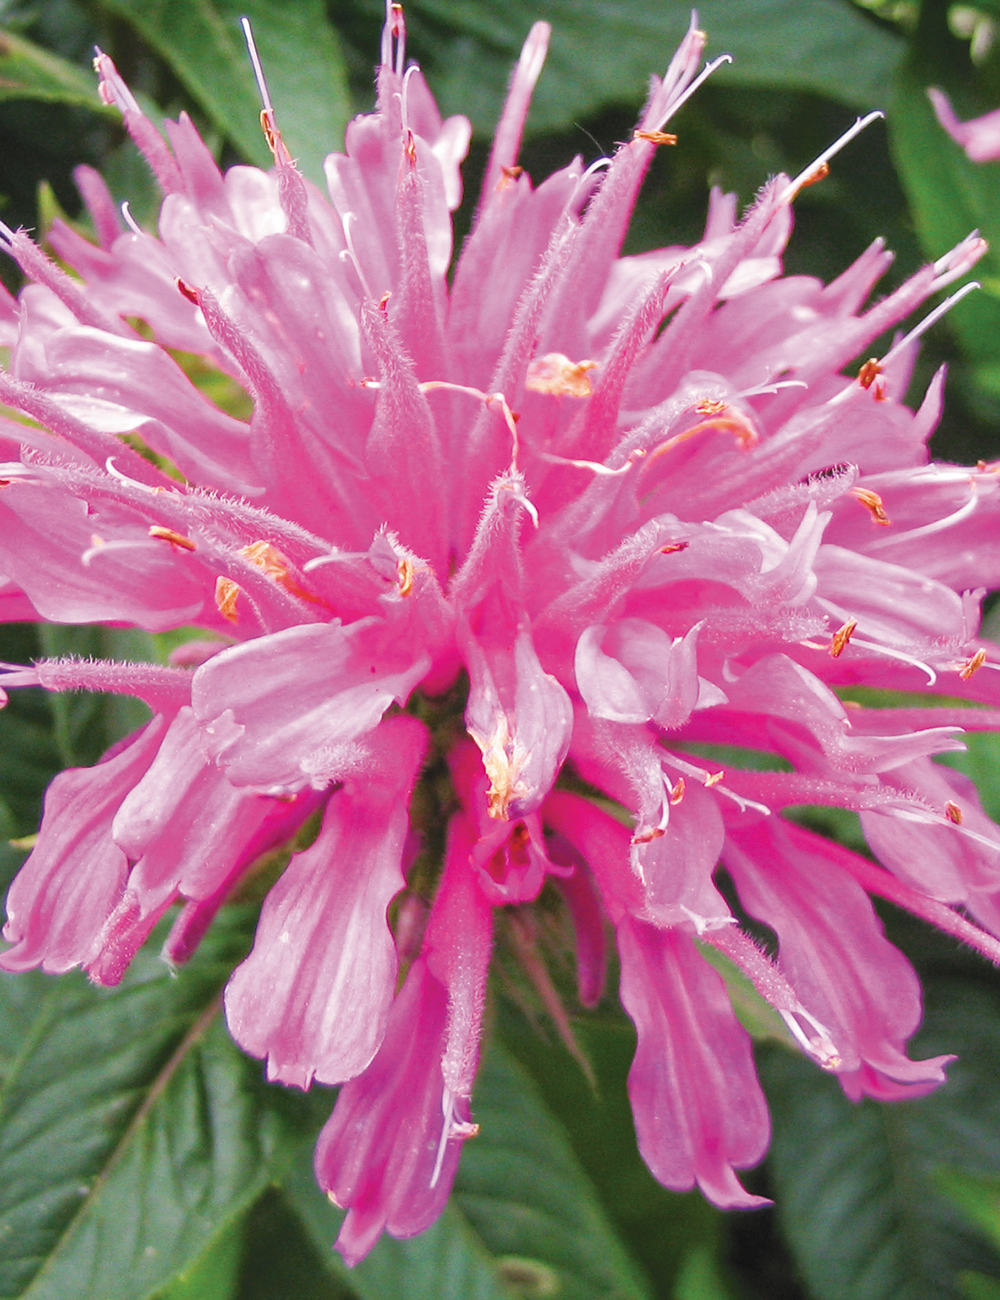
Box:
222;722;426;1086
724;817;953;1097
617;918;771;1209
314;957;472;1266
0;717;167;974
225;717;427;1087
192;618;431;790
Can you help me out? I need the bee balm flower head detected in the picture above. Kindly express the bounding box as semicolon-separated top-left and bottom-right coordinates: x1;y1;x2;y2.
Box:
1;1;999;1266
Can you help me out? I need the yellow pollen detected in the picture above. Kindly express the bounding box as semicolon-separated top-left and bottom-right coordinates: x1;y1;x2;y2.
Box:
705;770;725;787
959;648;987;680
945;800;963;824
829;618;857;658
669;777;686;805
470;718;527;821
695;398;728;415
215;576;240;623
633;129;678;146
148;525;197;551
397;557;414;597
239;540;325;605
525;353;599;399
852;487;890;526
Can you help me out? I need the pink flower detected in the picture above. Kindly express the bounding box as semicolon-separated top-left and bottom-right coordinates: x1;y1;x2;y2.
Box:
1;2;1000;1263
929;87;1000;162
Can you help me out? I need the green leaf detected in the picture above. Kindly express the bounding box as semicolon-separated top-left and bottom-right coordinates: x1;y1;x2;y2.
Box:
760;976;1000;1300
0;907;298;1300
889;53;1000;384
283;1039;652;1300
455;1043;653;1300
408;0;903;136
673;1243;739;1300
0;26;108;110
961;1273;1000;1300
938;1169;1000;1253
96;0;351;184
153;1217;243;1300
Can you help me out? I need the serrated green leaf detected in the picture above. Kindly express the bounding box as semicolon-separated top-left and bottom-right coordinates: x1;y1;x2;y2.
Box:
0;907;298;1300
283;1038;651;1300
889;55;1000;380
0;26;108;109
96;0;351;184
407;0;903;137
761;976;1000;1300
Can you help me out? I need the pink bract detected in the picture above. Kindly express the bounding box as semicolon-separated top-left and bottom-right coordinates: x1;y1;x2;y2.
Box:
1;3;999;1264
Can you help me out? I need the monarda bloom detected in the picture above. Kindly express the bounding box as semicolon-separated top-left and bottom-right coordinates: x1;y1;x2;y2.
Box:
0;4;998;1267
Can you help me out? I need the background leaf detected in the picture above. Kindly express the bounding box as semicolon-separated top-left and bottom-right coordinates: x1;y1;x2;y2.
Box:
0;907;302;1300
403;0;903;136
95;0;351;183
0;26;107;109
761;976;1000;1300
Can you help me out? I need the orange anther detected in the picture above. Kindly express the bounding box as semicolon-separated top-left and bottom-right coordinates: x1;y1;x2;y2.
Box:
945;800;963;824
669;777;686;805
379;291;391;312
148;525;196;551
852;487;890;526
632;826;666;844
501;165;523;180
959;647;987;680
799;161;829;189
695;398;728;415
659;541;690;554
176;278;200;305
633;129;678;146
397;557;414;597
829;618;857;658
215;576;240;623
857;358;883;389
704;770;725;787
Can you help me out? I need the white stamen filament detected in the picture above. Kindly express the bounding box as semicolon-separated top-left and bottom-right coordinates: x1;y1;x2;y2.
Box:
781;111;884;202
0;220;15;247
879;281;981;369
780;1008;842;1069
651;54;733;133
120;201;143;236
420;381;522;465
240;17;274;115
338;212;376;301
865;484;978;550
104;456;161;493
